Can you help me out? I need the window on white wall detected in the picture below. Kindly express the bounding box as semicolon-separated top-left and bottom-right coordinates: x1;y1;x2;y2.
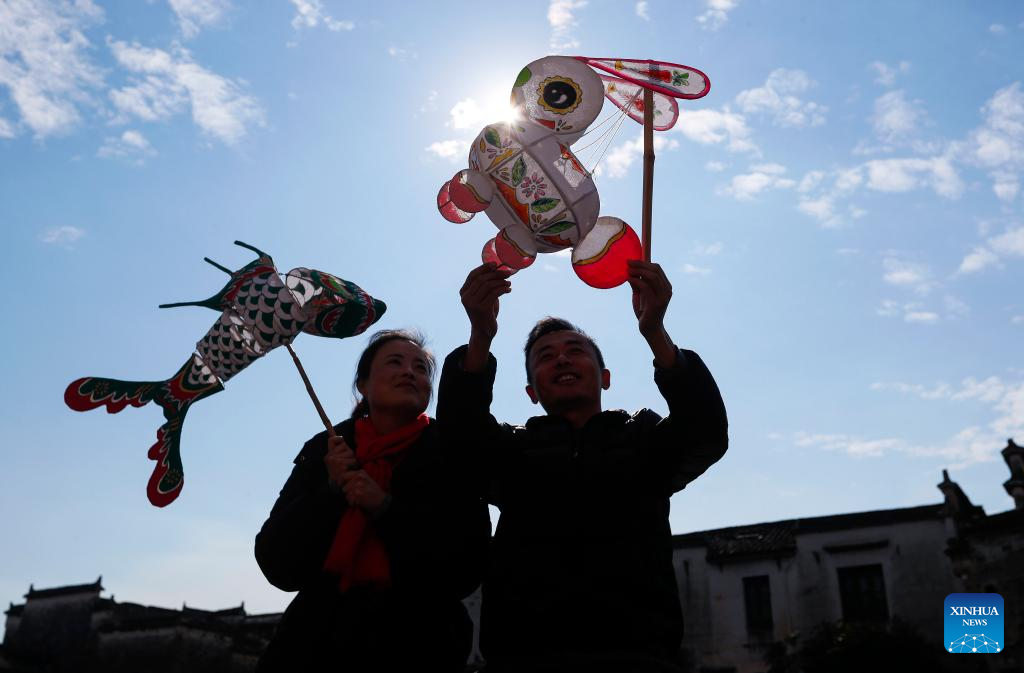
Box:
837;564;889;622
743;575;773;638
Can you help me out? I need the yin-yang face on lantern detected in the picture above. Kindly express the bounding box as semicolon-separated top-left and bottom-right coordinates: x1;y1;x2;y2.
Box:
438;54;709;288
510;55;604;143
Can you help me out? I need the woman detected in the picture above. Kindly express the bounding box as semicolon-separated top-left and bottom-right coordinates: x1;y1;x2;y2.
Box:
255;329;490;672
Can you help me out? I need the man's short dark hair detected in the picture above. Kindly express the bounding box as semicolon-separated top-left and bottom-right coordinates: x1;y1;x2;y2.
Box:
523;317;605;385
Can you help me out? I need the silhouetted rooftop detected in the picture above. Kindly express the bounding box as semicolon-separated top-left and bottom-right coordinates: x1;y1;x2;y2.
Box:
672;503;950;561
24;577;103;600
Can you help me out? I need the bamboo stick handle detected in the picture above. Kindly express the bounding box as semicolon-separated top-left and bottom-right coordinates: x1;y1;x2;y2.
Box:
285;343;336;438
642;86;655;263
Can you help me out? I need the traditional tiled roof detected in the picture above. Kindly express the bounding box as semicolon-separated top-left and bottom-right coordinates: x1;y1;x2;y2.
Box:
24;577;103;600
672;503;948;561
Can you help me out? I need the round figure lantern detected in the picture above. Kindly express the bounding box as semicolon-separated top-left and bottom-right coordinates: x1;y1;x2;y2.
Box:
437;55;710;288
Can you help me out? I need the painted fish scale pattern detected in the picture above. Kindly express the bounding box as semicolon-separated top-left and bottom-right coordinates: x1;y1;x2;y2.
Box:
193;270;311;384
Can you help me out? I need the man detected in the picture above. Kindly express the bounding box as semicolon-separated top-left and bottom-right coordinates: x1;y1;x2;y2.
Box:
437;260;728;672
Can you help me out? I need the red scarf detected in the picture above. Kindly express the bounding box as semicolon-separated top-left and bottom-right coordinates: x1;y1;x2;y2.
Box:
322;413;430;592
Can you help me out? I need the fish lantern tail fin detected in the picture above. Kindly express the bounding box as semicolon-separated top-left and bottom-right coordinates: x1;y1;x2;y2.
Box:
65;354;224;507
158;241;277;312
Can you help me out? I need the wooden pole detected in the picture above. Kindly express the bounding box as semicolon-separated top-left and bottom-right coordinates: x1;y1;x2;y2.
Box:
285;343;336;438
641;86;655;262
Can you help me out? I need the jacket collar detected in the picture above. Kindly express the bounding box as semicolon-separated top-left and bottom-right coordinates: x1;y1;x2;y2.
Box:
524;408;630;432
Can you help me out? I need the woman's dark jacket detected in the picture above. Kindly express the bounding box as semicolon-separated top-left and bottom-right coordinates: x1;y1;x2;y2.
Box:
254;418;490;672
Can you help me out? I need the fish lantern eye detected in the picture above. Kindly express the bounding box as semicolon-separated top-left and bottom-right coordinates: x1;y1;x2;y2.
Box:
540;77;580;113
511;55;602;136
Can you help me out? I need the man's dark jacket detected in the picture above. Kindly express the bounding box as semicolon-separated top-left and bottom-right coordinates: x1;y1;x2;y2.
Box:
254;418;490;672
437;346;728;672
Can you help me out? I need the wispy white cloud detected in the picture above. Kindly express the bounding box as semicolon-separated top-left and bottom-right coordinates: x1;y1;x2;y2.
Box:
735;69;826;128
98;129;156;163
705;160;726;172
904;310;939;324
871;90;924;143
877;296;964;324
108;39;264;145
794;432;904;458
635;1;649;20
289;0;353;31
599;134;679;179
168;0;231;39
0;116;14;138
816;374;1024;467
796;84;1022;230
691;242;723;256
870;60;911;87
387;46;417;62
426;95;517;161
40;225;85;246
870;381;952;399
0;0;105;138
548;0;587;50
420;90;438;114
682;263;711;275
991;170;1019;203
446;96;516;130
697;0;738;31
958;246;1000;274
798;195;836;224
425;139;467;160
794;166;868;228
966;82;1024;204
991;226;1024;256
719;162;796;200
989;23;1006;35
957;226;1024;274
970;83;1024;169
864;155;963;198
673;107;758;154
882;257;934;294
449;98;484;130
797;170;823;193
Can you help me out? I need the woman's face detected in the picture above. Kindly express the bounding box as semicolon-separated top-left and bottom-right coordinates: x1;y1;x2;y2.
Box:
357;339;432;419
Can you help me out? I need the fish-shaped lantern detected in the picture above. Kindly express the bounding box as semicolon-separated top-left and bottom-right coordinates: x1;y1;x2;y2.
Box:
437;55;710;288
64;241;385;506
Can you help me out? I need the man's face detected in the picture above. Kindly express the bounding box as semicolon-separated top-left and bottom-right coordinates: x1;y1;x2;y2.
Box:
526;330;610;412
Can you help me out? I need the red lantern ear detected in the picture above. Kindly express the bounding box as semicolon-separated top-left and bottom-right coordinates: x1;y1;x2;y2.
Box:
572;217;642;289
449;169;494;213
494;226;536;270
482;237;517;274
437;180;475;223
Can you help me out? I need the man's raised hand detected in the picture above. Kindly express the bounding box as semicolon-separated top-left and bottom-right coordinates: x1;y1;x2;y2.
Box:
460;263;511;372
627;260;677;368
460;263;512;340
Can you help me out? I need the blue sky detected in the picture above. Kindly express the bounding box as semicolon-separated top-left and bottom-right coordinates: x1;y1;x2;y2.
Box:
1;0;1022;614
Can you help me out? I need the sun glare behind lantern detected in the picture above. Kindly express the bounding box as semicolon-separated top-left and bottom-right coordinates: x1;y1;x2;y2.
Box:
451;88;520;129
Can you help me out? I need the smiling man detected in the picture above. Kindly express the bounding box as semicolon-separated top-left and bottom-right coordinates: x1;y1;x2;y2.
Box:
438;261;729;673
